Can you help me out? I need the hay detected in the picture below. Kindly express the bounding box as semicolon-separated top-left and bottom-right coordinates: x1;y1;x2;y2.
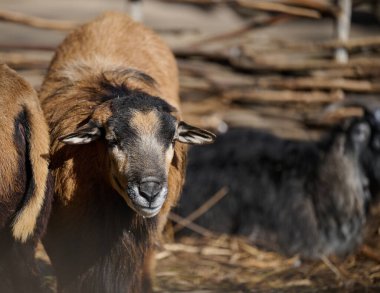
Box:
154;231;380;292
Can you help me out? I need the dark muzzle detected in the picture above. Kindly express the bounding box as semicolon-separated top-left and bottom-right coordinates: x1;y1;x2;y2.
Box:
138;177;162;203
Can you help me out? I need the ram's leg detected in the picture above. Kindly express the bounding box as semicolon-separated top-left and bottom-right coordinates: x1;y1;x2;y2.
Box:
0;230;45;293
0;174;53;293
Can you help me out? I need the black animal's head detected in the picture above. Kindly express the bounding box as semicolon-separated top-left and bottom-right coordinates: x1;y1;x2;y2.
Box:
328;98;380;198
58;91;215;217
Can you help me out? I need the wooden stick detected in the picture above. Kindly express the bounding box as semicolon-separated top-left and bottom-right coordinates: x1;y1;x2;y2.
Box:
236;0;321;18
223;89;344;104
275;0;337;15
161;0;331;17
0;9;78;31
180;65;380;93
360;244;380;263
175;45;380;72
189;15;291;48
160;0;222;4
335;0;352;63
174;187;229;232
231;56;380;72
240;77;380;93
321;256;344;280
186;36;380;62
0;43;56;51
168;213;215;237
266;36;380;52
311;67;380;79
0;52;51;69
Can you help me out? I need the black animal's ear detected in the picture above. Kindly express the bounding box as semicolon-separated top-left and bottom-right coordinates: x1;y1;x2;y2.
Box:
58;121;102;145
349;121;371;149
175;121;216;145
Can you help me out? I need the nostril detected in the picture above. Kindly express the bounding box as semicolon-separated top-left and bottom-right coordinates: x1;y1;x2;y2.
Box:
139;181;162;202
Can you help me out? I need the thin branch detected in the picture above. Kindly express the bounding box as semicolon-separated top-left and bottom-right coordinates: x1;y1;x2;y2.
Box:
360;244;380;263
276;0;337;15
269;36;380;52
236;0;321;18
174;187;229;232
161;0;332;17
0;43;56;51
223;89;344;104
321;256;344;280
189;15;292;48
0;9;78;31
168;213;216;237
0;52;51;69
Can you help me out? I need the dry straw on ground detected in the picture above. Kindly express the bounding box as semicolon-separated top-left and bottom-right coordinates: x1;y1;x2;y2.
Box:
157;200;380;292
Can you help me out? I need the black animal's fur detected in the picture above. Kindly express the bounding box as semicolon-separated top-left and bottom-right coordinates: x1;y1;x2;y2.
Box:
177;126;371;258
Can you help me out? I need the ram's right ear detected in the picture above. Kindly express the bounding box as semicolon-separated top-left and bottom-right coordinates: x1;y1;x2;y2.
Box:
175;121;216;145
58;121;102;145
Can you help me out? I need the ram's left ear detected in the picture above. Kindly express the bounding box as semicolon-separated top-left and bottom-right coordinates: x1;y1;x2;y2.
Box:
175;121;216;145
58;120;102;145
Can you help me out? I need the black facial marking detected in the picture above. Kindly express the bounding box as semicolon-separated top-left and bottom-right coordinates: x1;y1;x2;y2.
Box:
110;91;176;114
158;113;176;148
108;91;177;149
98;68;159;104
13;108;35;213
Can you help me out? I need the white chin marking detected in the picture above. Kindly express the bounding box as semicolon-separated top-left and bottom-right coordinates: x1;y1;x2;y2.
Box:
121;193;162;218
128;202;161;218
138;207;161;218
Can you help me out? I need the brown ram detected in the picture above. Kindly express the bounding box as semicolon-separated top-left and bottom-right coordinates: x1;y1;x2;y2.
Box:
0;64;52;293
39;12;215;292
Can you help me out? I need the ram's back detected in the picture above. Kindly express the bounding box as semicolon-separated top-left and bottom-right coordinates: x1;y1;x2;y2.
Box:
40;12;180;136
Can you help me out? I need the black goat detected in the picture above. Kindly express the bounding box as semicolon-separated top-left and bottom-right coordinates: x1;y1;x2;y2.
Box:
176;100;380;259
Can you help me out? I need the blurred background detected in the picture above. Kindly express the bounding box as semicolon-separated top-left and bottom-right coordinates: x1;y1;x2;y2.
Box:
2;0;380;292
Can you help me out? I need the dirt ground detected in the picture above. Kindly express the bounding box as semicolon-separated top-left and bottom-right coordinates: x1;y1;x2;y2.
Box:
2;0;380;292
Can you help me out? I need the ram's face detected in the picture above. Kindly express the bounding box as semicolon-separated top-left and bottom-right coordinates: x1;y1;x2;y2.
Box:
361;124;380;196
59;92;215;217
105;105;177;218
348;116;380;199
